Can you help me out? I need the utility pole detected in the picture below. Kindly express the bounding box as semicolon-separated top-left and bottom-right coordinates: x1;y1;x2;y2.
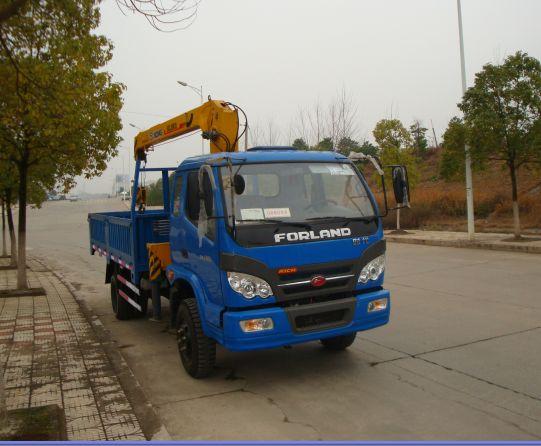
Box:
457;0;475;239
430;119;439;148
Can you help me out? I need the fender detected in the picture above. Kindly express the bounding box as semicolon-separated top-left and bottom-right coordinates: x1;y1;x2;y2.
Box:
166;263;224;344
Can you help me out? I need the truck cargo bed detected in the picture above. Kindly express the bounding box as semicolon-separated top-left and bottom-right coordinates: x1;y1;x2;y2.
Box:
88;209;170;283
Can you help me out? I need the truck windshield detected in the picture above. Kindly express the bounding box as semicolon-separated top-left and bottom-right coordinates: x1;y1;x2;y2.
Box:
220;162;375;225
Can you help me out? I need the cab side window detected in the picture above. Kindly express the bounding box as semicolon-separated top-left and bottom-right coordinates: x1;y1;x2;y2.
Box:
172;175;183;217
185;170;215;240
186;171;200;222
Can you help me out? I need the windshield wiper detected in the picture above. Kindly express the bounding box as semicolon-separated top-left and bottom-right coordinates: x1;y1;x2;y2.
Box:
306;215;378;224
238;219;311;229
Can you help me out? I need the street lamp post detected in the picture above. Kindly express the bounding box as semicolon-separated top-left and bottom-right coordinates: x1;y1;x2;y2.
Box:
127;123;143;197
177;80;204;154
457;0;475;239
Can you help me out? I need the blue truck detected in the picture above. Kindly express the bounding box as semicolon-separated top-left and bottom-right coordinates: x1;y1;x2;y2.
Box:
88;100;409;377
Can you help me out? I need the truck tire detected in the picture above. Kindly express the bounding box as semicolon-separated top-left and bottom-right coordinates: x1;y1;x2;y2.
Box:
134;288;149;319
176;298;216;378
110;274;133;320
320;332;357;351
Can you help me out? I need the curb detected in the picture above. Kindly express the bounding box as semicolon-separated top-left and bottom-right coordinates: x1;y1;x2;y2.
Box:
385;235;541;254
32;257;171;441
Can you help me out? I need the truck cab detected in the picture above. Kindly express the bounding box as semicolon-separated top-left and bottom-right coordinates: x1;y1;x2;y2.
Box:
167;146;393;375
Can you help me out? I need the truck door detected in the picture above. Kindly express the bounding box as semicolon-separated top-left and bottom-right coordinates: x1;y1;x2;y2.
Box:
178;170;222;313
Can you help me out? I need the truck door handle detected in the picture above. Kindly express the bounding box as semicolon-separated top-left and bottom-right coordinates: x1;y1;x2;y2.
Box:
181;249;188;258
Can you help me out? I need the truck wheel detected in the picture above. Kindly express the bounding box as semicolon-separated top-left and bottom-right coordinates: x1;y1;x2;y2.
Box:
110;274;133;320
134;288;149;319
320;333;357;351
176;298;216;378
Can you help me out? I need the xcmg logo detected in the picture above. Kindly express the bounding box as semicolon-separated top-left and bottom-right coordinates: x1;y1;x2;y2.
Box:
274;228;351;243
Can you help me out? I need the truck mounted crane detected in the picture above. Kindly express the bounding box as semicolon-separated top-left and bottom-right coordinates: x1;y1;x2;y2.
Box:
89;99;409;378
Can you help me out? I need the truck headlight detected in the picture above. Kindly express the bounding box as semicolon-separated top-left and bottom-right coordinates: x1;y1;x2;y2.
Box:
227;272;273;299
358;254;385;283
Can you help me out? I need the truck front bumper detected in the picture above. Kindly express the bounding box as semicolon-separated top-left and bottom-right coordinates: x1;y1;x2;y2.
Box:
222;288;390;351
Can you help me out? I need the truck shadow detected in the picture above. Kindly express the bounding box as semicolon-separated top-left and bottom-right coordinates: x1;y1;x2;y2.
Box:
215;341;368;384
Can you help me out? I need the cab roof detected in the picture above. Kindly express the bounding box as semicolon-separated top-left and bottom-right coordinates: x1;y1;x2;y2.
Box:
177;147;349;171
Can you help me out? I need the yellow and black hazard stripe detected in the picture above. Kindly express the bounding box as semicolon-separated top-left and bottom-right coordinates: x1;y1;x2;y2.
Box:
149;251;162;281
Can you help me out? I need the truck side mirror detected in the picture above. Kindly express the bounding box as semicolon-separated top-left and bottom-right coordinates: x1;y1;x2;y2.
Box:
391;166;410;208
233;174;245;195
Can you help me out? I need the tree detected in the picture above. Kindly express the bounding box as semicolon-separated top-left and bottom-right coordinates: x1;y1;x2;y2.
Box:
336;136;360;156
410;120;429;155
326;87;359;149
248;122;264;147
440;117;486;181
458;51;541;239
292;89;360;149
373;119;419;231
1;191;17;267
292;138;309;151
115;0;200;31
0;0;27;24
144;175;175;206
0;0;124;289
336;137;378;157
373;119;413;153
358;140;378;157
314;137;333;151
1;199;6;257
1;0;201;31
265;119;281;145
0;167;18;266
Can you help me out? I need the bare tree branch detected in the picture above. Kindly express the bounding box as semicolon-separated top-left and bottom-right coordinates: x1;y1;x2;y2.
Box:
116;0;201;31
265;119;280;146
248;121;264;147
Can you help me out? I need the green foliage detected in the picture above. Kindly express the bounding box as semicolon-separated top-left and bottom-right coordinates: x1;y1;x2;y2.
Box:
145;175;174;207
313;137;334;151
0;0;125;205
459;51;541;171
0;0;124;287
373;119;413;153
410;120;429;155
336;137;378;157
336;136;360;155
358;140;378;157
441;52;541;183
441;51;541;237
373;119;419;188
147;178;164;206
439;116;486;181
292;138;309;151
440;117;466;180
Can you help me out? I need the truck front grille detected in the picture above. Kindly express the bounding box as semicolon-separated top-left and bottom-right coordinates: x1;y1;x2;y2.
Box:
275;260;356;300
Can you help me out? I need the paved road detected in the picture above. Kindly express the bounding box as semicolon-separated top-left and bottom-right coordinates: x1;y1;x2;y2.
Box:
25;199;541;440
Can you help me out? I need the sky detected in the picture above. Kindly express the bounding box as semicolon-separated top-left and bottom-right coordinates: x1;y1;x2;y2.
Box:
77;0;541;194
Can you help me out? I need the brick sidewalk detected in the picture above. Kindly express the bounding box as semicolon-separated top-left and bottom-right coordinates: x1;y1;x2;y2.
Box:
0;257;145;440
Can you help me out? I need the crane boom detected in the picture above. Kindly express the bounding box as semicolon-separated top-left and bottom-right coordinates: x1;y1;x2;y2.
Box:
133;99;240;159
